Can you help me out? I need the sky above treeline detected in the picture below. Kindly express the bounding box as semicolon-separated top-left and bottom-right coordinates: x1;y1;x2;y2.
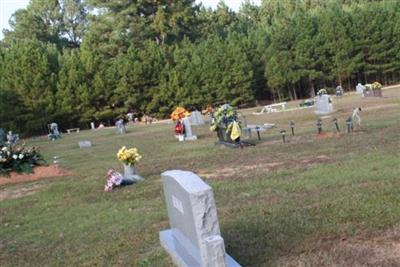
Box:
0;0;262;39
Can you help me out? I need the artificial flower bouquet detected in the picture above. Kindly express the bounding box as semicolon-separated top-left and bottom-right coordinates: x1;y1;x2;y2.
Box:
104;169;124;192
175;120;185;136
0;143;46;175
116;146;141;166
170;107;190;121
210;104;241;141
317;89;327;96
372;81;382;90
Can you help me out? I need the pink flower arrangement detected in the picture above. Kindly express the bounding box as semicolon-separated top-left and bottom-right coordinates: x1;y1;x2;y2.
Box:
104;169;124;192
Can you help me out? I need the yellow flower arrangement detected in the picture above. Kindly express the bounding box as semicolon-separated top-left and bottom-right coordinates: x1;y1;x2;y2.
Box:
372;81;382;90
170;107;191;120
117;146;142;166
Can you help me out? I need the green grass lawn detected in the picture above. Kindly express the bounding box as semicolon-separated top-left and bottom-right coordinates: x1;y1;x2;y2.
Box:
1;88;399;266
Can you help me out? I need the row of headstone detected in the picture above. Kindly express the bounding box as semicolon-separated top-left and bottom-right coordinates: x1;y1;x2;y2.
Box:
356;83;383;97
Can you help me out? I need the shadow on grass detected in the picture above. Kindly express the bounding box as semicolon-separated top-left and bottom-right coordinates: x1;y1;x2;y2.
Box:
221;203;321;266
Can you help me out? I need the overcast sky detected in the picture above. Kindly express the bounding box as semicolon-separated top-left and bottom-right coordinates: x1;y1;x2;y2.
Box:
0;0;261;39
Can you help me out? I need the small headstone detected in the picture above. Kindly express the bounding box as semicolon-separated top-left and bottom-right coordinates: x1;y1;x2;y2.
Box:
126;113;133;122
48;122;61;140
182;117;197;141
315;95;334;115
189;110;205;126
78;141;92;148
115;119;126;134
356;83;365;94
50;123;60;136
6;131;19;144
160;170;241;267
91;122;95;130
336;85;343;96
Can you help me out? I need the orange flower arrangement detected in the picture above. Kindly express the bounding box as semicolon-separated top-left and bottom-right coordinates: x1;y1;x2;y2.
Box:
170;107;190;120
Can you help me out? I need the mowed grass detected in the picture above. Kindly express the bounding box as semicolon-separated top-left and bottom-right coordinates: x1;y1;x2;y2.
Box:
1;88;399;266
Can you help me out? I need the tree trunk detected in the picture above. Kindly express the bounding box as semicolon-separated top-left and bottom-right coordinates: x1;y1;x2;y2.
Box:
292;87;297;100
347;78;351;92
309;78;315;97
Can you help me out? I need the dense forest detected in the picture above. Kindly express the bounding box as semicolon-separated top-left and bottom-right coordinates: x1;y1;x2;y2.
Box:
0;0;399;135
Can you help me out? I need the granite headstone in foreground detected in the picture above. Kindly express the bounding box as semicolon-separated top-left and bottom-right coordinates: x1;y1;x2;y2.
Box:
160;170;241;267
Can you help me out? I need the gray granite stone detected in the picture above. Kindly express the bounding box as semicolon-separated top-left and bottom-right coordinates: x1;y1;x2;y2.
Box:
189;111;205;126
315;95;334;115
78;141;92;148
182;117;197;141
160;170;241;267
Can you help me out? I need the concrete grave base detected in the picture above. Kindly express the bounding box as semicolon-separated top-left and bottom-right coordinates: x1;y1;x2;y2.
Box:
131;175;144;182
160;230;241;267
184;135;197;141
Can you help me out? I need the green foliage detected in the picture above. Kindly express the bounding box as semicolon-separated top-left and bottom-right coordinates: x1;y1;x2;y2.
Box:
0;40;59;135
0;143;46;175
1;0;400;136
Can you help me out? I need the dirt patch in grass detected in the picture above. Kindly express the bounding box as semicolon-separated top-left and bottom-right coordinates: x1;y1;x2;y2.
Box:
278;227;400;267
315;132;340;140
364;103;399;111
0;183;48;201
199;155;332;180
0;165;71;186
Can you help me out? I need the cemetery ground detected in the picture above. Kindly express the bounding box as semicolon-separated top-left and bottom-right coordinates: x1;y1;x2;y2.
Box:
1;88;399;267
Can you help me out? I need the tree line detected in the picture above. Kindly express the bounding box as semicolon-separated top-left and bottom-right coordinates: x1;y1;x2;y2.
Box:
1;0;399;135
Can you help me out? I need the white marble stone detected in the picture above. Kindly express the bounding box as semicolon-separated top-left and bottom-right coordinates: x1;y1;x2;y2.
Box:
356;83;365;94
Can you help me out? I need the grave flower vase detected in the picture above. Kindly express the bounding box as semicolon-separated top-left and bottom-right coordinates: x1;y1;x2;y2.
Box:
216;127;233;143
124;163;136;176
123;164;139;184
